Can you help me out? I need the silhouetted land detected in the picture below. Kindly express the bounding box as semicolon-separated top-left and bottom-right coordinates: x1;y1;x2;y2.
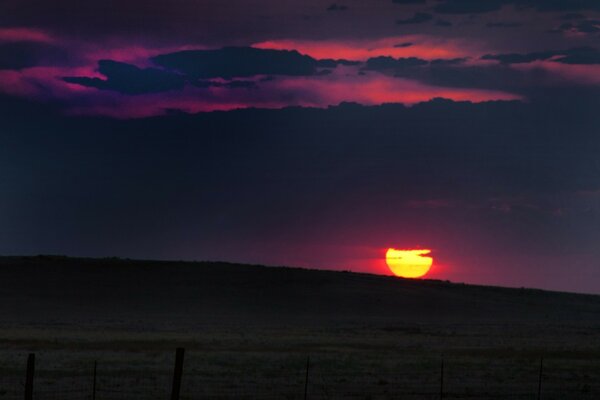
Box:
0;255;599;399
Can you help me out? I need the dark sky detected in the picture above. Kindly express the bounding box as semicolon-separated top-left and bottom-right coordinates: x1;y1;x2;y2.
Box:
1;0;599;293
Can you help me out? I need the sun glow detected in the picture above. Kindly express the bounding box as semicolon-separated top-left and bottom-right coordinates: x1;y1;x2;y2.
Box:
386;248;433;278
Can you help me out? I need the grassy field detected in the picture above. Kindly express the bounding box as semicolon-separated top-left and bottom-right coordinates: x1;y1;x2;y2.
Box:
1;256;599;399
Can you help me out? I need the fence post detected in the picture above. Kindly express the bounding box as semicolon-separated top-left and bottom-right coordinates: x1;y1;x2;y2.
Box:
171;348;185;400
537;357;543;400
24;353;35;400
304;356;310;400
92;360;97;400
440;355;444;400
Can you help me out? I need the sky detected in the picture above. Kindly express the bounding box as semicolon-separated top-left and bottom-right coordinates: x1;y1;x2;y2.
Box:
1;0;599;293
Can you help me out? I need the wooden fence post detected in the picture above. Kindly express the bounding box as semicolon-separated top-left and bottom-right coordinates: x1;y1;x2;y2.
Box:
537;357;543;400
92;360;97;400
171;348;185;400
24;353;35;400
440;355;444;400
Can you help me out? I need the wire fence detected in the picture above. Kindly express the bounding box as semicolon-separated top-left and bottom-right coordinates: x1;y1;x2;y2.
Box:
0;349;598;399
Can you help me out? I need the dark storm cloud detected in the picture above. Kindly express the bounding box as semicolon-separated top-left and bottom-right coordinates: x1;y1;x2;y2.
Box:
0;41;69;70
434;0;600;14
63;60;186;95
486;22;522;28
1;91;599;267
392;64;552;94
481;50;557;64
552;20;600;34
1;0;259;44
189;78;258;89
218;80;258;89
316;59;361;68
560;13;585;20
531;0;600;12
364;57;593;98
435;19;453;27
364;56;466;72
364;56;428;70
152;47;320;79
62;47;359;96
556;47;600;64
429;58;467;65
3;92;598;201
3;0;599;49
482;47;600;64
327;4;349;11
361;56;579;99
360;55;577;98
396;12;433;25
392;0;426;4
64;52;333;94
434;1;504;14
1;0;599;293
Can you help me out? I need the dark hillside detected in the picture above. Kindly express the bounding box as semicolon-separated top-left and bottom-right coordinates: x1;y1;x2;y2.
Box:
1;256;599;330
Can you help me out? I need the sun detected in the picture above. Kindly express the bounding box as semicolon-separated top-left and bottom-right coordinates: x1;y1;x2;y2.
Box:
386;248;433;278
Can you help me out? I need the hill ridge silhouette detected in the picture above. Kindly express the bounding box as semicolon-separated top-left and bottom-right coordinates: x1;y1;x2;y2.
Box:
1;255;599;330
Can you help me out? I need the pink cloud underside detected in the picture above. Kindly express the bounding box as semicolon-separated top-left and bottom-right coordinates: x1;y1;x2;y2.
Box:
0;66;104;99
0;27;55;43
252;36;487;61
272;69;521;107
0;65;521;118
0;29;535;118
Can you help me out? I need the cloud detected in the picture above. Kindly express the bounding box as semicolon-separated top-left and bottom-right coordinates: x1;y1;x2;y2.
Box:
392;0;426;4
252;36;482;61
0;41;69;70
435;20;453;27
63;60;186;94
389;64;549;93
327;3;349;11
430;58;468;65
365;56;467;71
481;50;557;64
394;42;414;48
2;61;518;118
217;80;258;89
2;93;599;279
356;53;600;95
396;13;433;25
0;39;518;117
0;27;55;43
482;47;600;65
152;47;320;79
560;13;585;20
531;0;600;12
486;22;522;28
552;20;600;34
434;0;504;14
360;54;598;96
554;47;600;64
359;51;600;99
434;0;600;14
365;56;428;70
316;59;361;68
3;0;599;50
5;93;596;203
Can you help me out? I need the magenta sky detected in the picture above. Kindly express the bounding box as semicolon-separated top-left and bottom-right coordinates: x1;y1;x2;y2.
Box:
1;0;600;293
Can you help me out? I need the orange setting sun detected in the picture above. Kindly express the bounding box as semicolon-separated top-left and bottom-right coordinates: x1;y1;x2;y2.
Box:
386;248;433;278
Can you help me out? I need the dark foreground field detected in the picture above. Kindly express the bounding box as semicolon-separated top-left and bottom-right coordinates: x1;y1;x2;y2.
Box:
1;256;599;399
